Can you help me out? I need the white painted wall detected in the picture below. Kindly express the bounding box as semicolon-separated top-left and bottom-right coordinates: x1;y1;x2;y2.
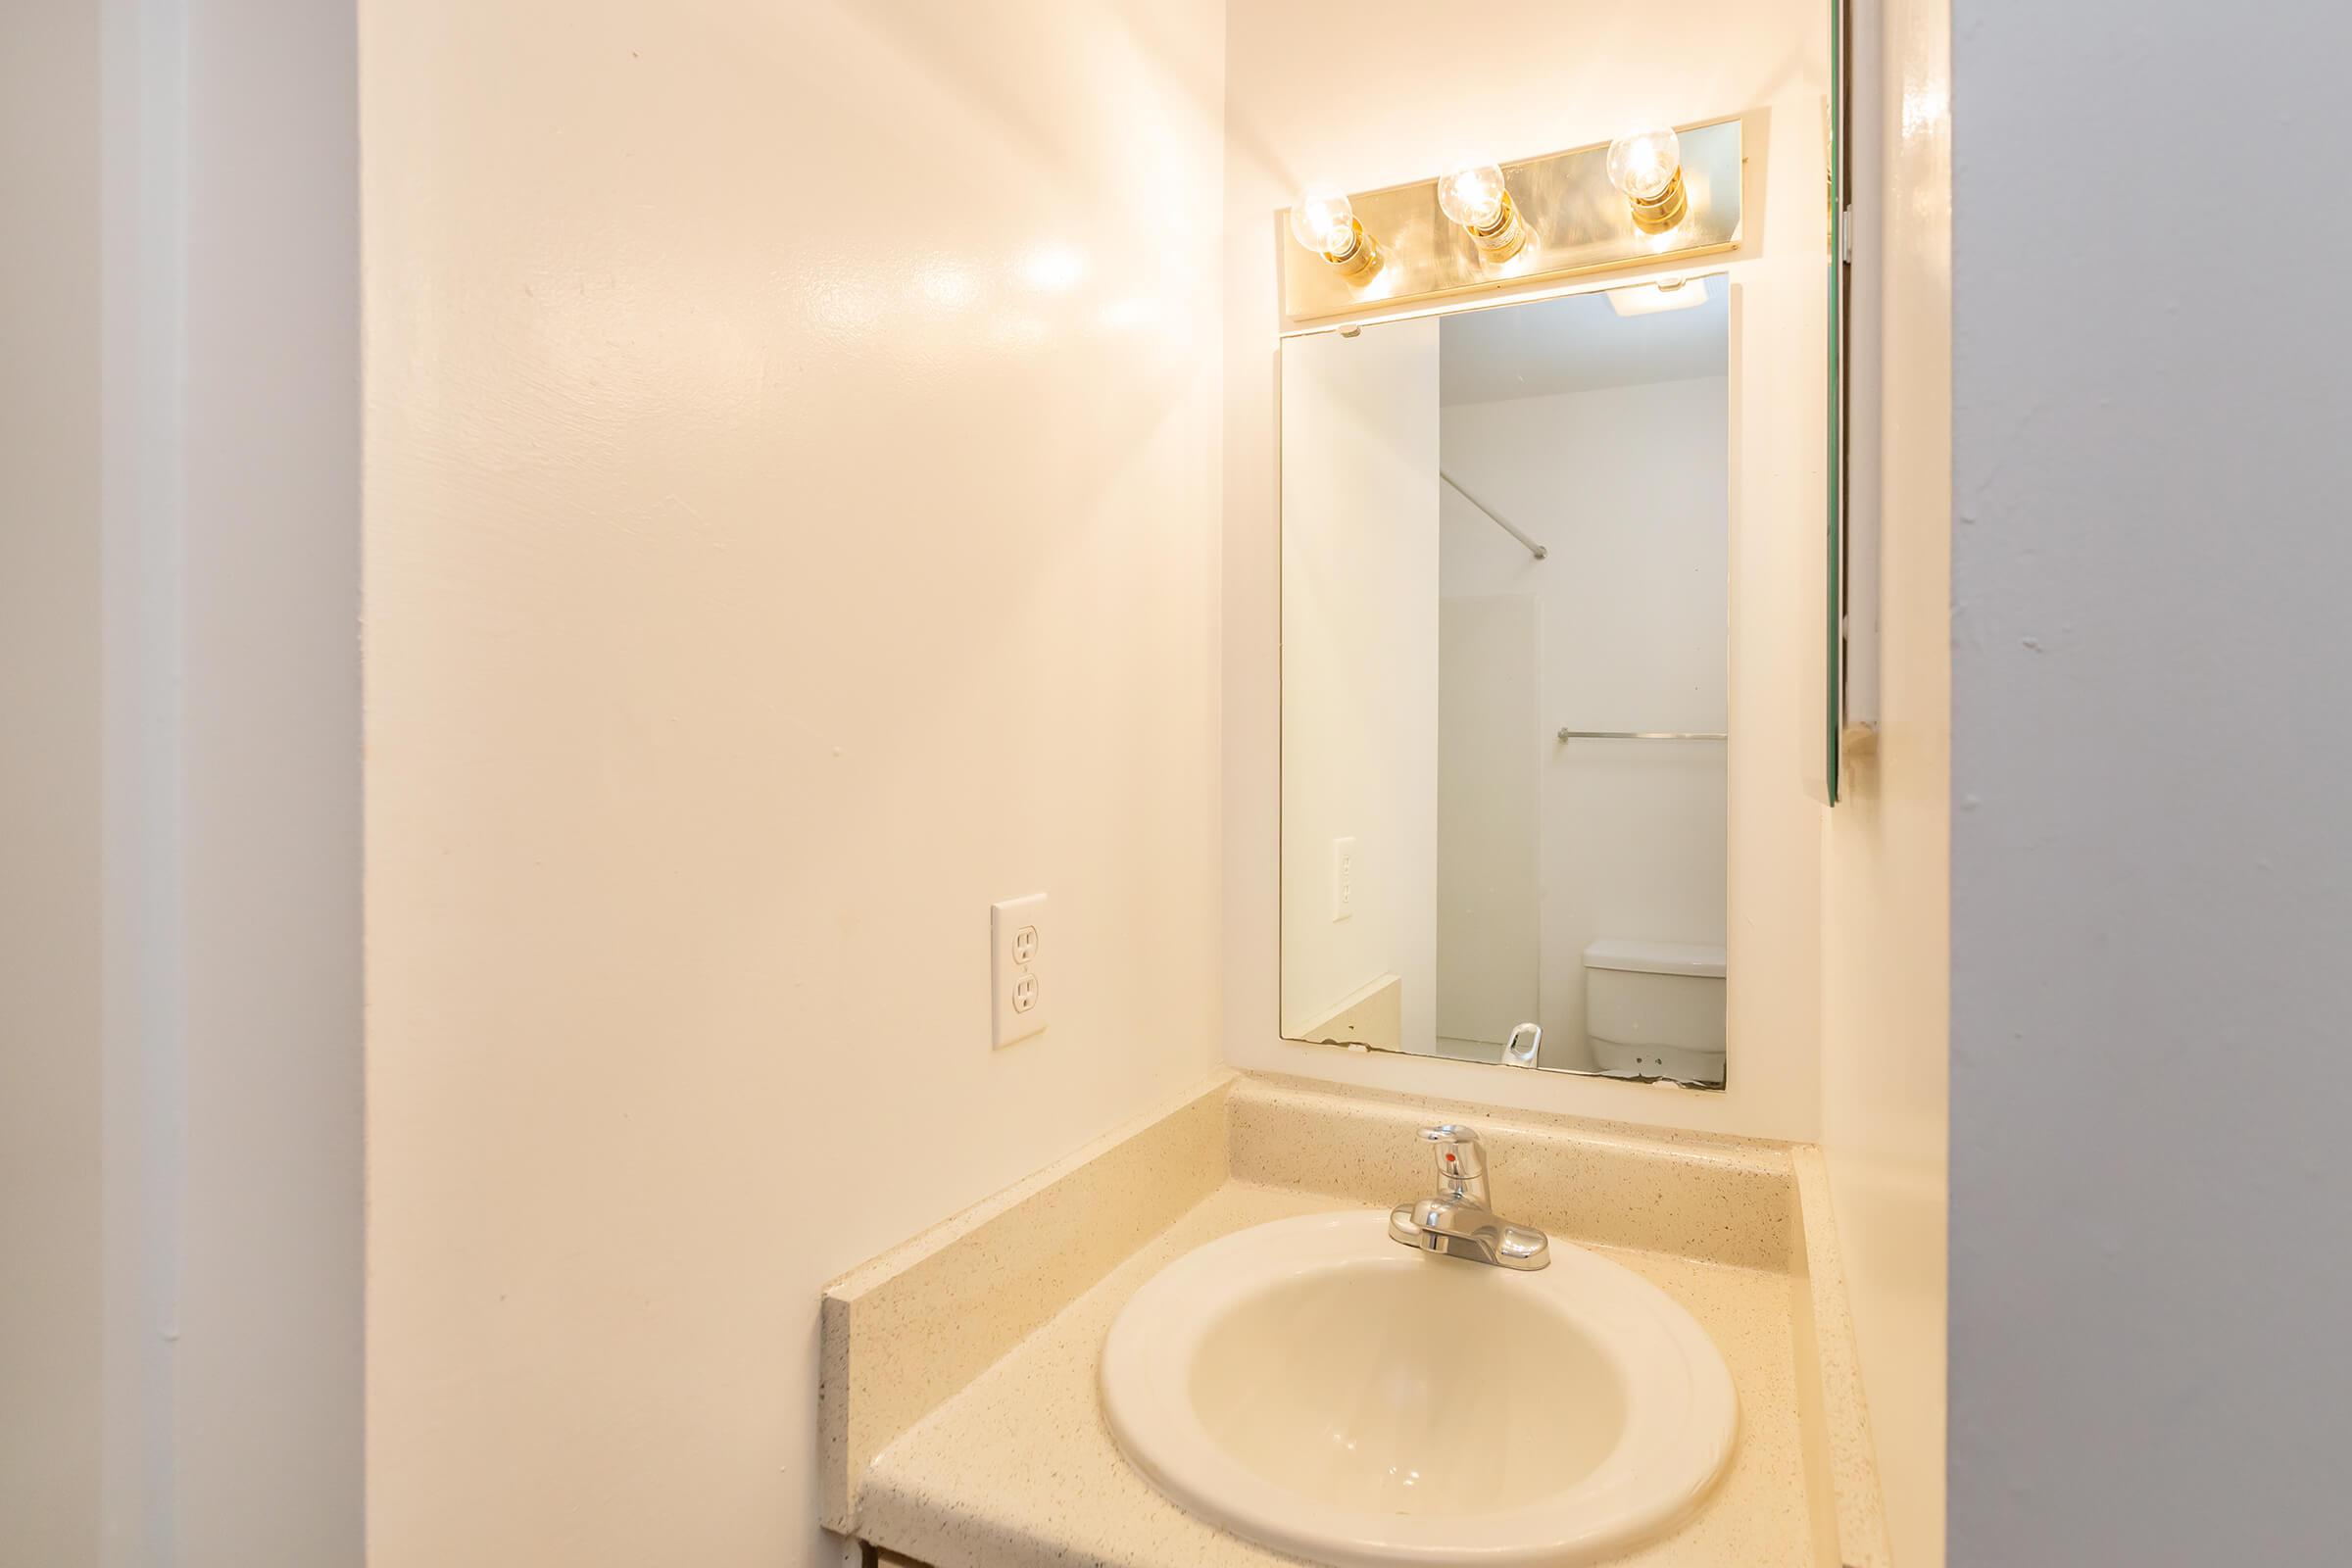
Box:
1817;0;1950;1561
1442;374;1731;1075
1435;594;1541;1051
1278;321;1440;1046
361;3;1228;1563
1225;0;1828;1140
3;2;364;1564
1949;2;2352;1562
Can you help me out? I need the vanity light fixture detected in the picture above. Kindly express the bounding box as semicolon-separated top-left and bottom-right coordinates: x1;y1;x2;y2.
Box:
1288;183;1381;279
1280;122;1742;324
1606;124;1689;234
1436;162;1529;262
1607;275;1709;316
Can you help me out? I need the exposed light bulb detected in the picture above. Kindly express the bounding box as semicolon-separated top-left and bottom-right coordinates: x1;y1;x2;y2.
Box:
1605;125;1689;234
1289;184;1358;257
1437;163;1529;262
1437;164;1508;231
1606;127;1681;201
1288;183;1379;278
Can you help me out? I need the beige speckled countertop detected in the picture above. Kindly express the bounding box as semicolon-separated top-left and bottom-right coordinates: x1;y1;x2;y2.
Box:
821;1072;1888;1568
860;1182;1813;1567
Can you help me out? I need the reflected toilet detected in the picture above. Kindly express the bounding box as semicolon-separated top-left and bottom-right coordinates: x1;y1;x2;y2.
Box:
1583;940;1727;1083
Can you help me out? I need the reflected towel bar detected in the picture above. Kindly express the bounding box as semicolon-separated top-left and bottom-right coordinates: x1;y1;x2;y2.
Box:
1555;728;1728;742
1441;470;1546;561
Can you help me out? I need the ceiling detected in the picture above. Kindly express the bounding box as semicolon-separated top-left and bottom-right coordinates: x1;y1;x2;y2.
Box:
1439;284;1730;405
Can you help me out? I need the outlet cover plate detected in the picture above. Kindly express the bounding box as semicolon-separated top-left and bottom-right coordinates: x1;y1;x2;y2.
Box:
1331;837;1357;922
990;893;1049;1049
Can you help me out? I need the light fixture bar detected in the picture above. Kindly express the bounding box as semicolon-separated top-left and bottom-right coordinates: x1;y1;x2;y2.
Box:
1280;118;1742;326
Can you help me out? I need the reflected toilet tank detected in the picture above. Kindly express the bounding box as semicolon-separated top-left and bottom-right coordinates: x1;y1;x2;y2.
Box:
1583;940;1727;1081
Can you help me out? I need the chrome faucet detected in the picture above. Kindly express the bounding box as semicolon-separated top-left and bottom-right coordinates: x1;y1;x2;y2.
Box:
1388;1124;1550;1270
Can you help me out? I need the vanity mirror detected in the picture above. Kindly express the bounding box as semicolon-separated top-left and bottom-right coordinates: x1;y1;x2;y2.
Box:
1279;282;1730;1087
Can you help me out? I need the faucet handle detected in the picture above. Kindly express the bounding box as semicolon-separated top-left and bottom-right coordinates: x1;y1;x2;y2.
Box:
1419;1123;1486;1183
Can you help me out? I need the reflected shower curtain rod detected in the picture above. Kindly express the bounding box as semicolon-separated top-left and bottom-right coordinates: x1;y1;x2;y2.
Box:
1440;470;1546;560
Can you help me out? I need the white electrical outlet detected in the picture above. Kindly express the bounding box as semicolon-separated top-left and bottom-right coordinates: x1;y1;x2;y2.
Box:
1330;837;1357;921
990;893;1050;1048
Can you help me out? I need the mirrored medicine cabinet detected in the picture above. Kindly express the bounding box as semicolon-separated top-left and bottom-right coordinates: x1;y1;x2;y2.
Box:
1278;282;1732;1088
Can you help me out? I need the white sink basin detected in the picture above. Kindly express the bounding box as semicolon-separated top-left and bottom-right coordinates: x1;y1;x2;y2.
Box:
1100;1210;1737;1566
